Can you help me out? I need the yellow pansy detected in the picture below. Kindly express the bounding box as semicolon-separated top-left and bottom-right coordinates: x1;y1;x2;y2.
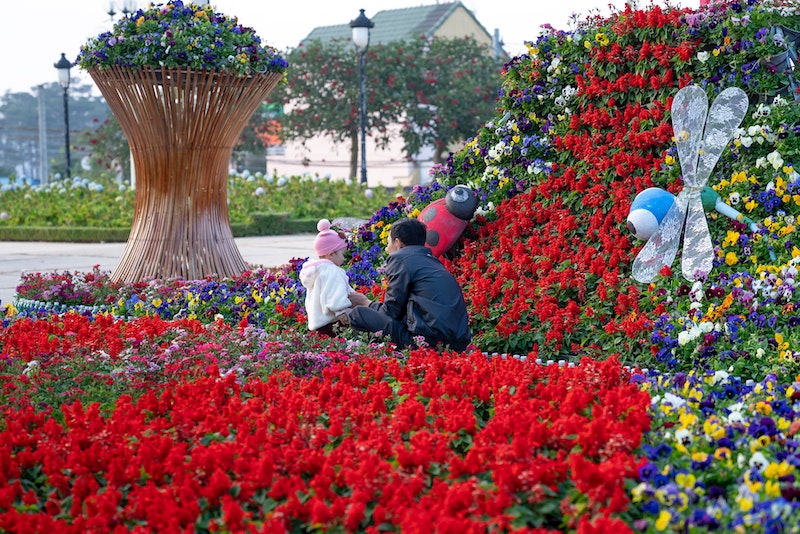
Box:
655;510;672;531
755;400;772;415
676;472;696;489
2;303;17;318
679;411;697;428
723;230;740;247
744;472;763;494
703;417;726;440
765;479;781;497
714;447;731;461
764;460;794;479
725;252;739;266
737;494;754;512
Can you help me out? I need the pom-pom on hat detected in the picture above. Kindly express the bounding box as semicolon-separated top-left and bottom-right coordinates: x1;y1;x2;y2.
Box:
314;219;347;257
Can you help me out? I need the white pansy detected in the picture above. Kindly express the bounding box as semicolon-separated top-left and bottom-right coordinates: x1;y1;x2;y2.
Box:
678;330;693;346
749;451;769;472
729;192;741;205
712;370;730;384
740;136;753;148
675;428;692;445
767;151;784;170
697;51;710;62
662;392;687;408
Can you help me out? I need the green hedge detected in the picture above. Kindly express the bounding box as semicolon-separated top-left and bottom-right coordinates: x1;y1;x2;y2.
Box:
0;213;317;242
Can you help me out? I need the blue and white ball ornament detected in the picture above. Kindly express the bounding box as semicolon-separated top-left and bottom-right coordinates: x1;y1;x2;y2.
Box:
626;187;676;241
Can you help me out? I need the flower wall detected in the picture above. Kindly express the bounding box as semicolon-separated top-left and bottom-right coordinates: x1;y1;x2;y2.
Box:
424;0;800;377
5;1;800;531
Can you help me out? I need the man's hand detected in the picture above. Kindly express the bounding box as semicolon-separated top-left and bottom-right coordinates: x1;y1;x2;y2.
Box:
336;312;350;325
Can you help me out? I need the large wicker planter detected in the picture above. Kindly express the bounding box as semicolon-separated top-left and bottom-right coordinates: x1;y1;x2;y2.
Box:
89;66;282;283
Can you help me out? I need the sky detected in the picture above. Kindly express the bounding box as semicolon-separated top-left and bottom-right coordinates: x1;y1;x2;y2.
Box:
1;0;699;96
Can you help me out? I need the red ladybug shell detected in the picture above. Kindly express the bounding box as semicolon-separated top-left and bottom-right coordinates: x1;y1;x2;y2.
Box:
418;198;468;257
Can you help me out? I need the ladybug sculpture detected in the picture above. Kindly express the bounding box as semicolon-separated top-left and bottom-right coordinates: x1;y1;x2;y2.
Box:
418;185;479;257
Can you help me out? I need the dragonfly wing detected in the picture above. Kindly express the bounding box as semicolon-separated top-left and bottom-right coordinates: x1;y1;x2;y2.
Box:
681;194;714;280
693;87;749;187
632;193;689;283
671;86;707;186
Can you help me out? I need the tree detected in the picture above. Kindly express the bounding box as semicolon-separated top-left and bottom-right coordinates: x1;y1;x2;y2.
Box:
269;36;503;176
269;39;408;180
0;81;111;181
76;117;130;182
398;36;503;164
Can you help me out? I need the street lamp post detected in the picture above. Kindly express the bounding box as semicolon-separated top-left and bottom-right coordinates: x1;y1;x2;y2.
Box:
349;9;373;186
54;53;72;180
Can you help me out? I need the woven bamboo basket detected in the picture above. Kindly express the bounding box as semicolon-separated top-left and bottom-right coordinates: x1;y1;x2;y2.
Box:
88;66;283;283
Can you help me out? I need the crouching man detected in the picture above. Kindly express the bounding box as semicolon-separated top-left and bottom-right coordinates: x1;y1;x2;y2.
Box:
343;218;471;351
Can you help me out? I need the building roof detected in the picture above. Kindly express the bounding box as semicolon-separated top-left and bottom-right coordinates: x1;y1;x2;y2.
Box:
301;2;496;48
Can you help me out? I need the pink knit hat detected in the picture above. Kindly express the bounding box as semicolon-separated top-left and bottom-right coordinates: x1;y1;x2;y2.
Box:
314;219;347;257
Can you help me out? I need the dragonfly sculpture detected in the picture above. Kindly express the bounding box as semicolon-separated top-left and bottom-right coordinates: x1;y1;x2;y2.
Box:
630;85;749;283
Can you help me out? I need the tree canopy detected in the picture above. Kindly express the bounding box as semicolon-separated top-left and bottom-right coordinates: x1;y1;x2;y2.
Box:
269;35;504;178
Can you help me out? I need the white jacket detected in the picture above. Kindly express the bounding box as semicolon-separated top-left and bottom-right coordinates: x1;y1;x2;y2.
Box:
299;259;355;330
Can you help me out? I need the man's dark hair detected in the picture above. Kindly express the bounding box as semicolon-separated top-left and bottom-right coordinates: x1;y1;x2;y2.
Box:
390;218;427;246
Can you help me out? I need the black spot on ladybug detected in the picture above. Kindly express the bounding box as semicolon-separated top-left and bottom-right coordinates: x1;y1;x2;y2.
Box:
422;206;438;222
426;229;440;246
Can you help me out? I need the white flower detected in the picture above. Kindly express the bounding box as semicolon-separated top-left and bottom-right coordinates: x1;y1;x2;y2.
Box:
678;330;693;346
697;51;710;63
729;192;741;205
364;188;374;199
675;428;692;445
23;360;40;376
767;151;784;170
254;187;265;196
749;451;769;472
662;392;687;408
740;136;753;148
712;370;730;384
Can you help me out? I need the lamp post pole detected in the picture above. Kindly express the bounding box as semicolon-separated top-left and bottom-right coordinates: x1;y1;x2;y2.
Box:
349;9;373;186
54;53;72;180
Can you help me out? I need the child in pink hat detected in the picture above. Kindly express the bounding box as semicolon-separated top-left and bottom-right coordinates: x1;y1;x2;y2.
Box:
299;219;369;335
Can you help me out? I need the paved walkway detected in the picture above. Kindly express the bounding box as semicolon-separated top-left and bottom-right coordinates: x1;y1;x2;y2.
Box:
0;235;316;307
